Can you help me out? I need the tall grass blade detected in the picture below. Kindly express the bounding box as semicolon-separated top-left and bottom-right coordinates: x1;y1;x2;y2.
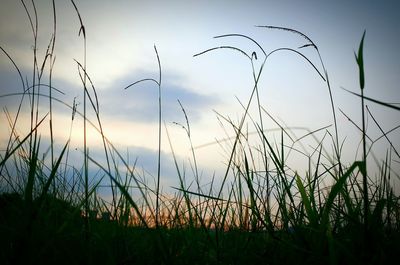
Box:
296;174;317;226
25;137;40;204
342;87;400;111
355;30;369;235
321;161;365;228
355;31;366;91
0;114;47;169
88;157;149;228
38;140;69;201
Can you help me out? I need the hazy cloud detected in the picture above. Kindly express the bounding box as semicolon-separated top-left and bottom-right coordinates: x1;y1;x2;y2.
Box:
93;72;220;124
63;140;191;193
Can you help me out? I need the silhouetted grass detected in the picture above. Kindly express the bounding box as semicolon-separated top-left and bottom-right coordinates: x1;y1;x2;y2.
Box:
0;1;399;265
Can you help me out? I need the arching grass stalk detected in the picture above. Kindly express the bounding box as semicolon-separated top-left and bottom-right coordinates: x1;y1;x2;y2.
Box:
213;33;273;221
124;45;162;227
173;99;203;218
74;60;116;217
69;0;122;218
194;39;264;230
194;30;327;232
257;25;343;176
70;0;89;239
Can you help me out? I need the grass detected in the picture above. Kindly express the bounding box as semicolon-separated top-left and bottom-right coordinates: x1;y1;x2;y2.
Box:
1;1;400;264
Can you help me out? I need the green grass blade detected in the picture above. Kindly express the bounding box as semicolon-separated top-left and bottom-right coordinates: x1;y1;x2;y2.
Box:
321;161;364;227
355;30;366;90
296;173;317;226
88;157;148;228
0;114;47;169
25;136;41;204
38;140;69;200
342;87;400;111
371;198;386;227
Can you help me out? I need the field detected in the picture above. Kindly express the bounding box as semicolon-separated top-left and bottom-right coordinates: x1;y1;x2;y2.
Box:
1;1;399;265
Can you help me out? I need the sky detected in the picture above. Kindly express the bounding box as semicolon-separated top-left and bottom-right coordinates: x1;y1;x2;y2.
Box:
1;0;399;196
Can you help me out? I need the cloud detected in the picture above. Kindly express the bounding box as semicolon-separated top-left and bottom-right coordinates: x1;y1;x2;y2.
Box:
93;71;220;124
55;139;192;194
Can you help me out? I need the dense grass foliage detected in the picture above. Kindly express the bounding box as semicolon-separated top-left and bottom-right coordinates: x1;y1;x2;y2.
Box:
1;1;399;264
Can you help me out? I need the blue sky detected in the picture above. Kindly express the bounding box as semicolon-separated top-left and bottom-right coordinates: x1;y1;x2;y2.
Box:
1;0;399;194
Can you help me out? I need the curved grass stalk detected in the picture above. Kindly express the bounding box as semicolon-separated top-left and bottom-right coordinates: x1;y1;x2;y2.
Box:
124;45;162;227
